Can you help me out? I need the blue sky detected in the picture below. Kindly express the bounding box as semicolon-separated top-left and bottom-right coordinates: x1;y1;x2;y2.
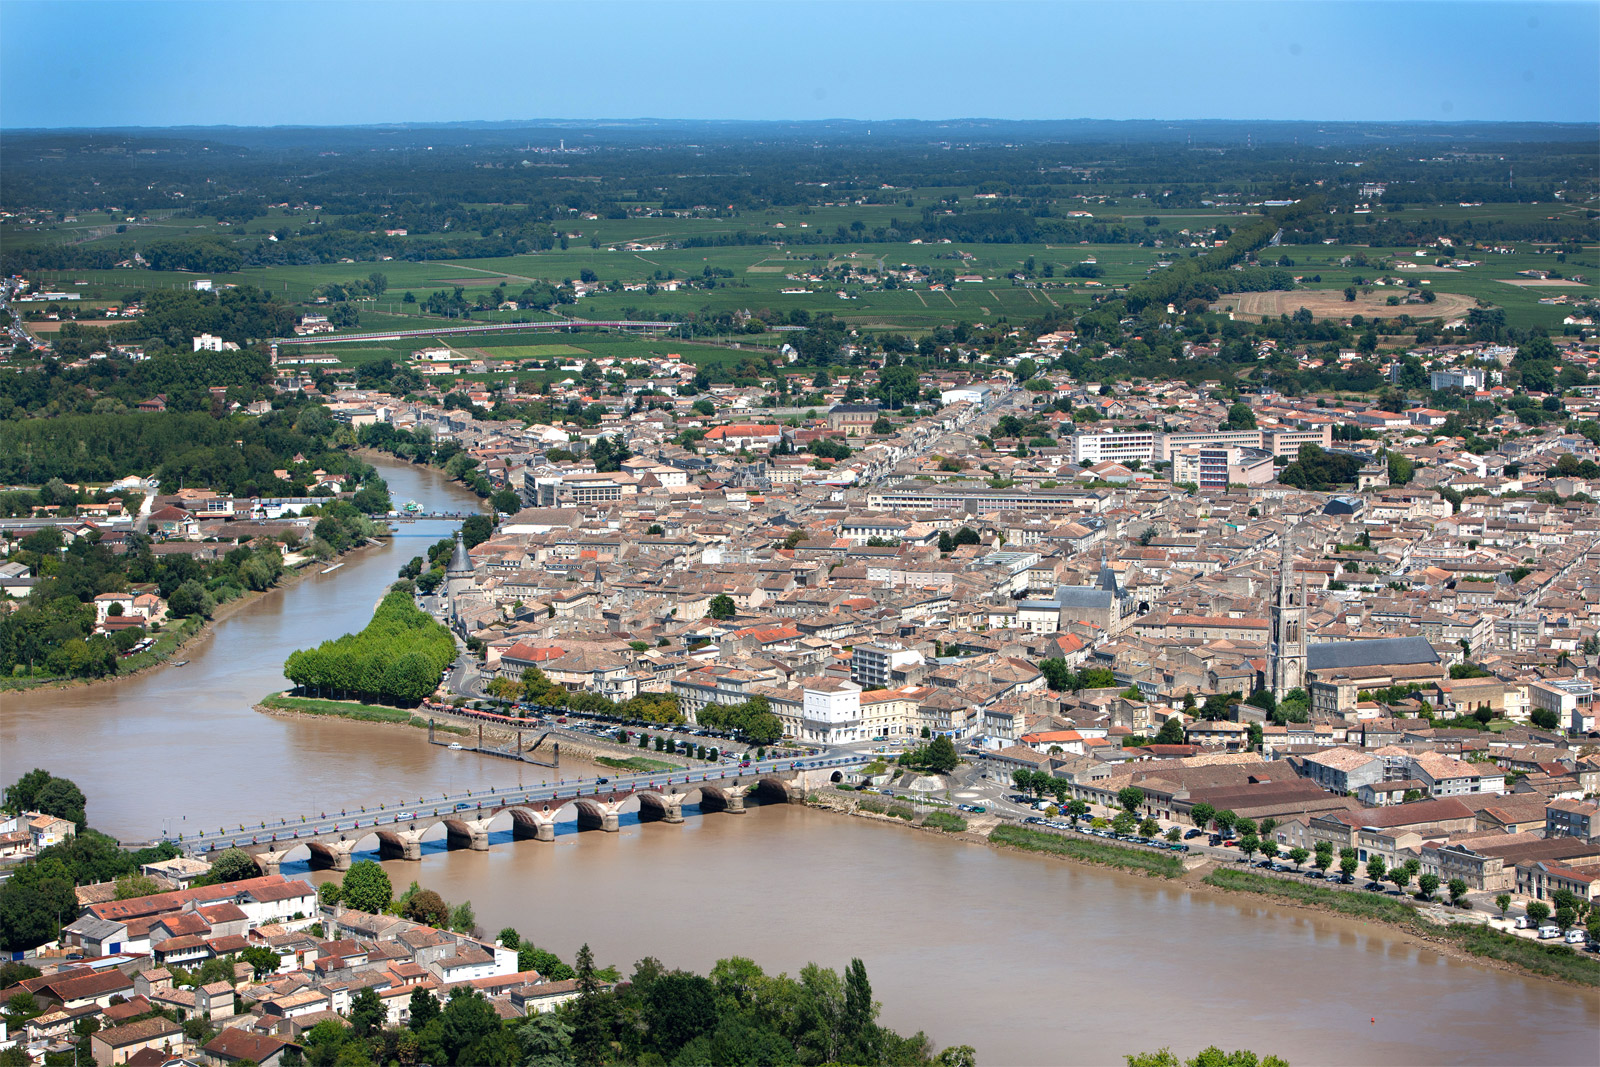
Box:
3;1;1596;128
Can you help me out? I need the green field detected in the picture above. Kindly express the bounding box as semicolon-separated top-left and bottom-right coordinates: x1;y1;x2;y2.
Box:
12;172;1593;366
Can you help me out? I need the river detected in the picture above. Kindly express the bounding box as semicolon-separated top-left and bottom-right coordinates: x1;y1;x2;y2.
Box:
1;457;569;841
2;457;1595;1065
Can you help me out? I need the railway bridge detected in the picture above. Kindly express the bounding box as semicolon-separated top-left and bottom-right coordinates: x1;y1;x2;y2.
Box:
173;756;861;875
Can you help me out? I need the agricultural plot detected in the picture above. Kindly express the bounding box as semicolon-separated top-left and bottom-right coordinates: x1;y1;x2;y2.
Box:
1215;289;1476;322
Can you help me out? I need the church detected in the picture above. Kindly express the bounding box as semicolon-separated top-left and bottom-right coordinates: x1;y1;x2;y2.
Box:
1268;536;1444;718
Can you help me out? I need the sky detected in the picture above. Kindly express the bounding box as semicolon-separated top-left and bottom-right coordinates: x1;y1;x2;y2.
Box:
2;0;1597;129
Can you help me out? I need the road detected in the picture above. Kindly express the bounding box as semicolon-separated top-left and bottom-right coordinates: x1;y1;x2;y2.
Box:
174;753;864;853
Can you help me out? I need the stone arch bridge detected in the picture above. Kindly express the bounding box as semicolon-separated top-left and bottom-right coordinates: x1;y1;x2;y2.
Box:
174;759;858;875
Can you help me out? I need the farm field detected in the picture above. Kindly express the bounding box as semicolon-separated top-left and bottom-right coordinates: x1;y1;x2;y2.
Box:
1216;289;1477;322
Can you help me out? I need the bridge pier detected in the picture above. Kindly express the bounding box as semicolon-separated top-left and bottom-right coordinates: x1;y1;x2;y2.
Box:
309;840;358;872
253;849;292;878
445;819;493;852
638;793;687;824
512;812;557;843
724;791;748;815
378;830;427;862
575;802;623;833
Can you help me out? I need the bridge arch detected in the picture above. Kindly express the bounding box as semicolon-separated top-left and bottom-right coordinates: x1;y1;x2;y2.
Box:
303;841;348;871
555;797;612;832
753;776;797;804
632;791;675;822
692;784;734;813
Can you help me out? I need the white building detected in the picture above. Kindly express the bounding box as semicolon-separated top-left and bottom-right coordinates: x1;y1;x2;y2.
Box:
940;384;992;406
1430;368;1486;392
800;678;864;745
193;333;224;352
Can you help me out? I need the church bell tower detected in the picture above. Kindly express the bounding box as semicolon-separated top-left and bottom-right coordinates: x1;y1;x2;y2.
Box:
1270;533;1307;699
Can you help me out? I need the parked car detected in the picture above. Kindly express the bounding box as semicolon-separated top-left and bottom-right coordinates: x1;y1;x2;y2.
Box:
1184;828;1204;840
1537;924;1563;940
1564;929;1586;944
1515;915;1535;929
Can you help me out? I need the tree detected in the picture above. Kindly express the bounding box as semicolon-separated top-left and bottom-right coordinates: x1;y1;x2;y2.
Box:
1366;855;1387;884
241;945;281;979
437;987;506;1065
497;927;521;950
401;888;450;927
1340;853;1359;880
1417;873;1440;901
1112;811;1138;835
207;848;260;884
167;578;212;618
1288;847;1309;870
517;944;574;981
588;435;631;473
516;1013;574;1067
1155;718;1186;745
490;488;520;514
348;987;384;1039
1126;1048;1288;1067
1448;879;1469;908
33;777;87;832
114;873;161;900
339;860;392;915
922;735;959;774
1495;893;1512;917
1389;866;1412;894
1525;901;1551;926
1189;803;1216;833
409;987;440;1030
570;944;609;1067
3;769;56;815
1139;817;1160;839
644;970;719;1056
707;594;736;620
1260;840;1279;862
1117;787;1145;814
1238;833;1259;861
449;900;477;935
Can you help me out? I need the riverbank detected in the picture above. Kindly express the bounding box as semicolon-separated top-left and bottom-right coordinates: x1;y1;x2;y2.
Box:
1;536;390;694
256;693;470;735
1199;866;1600;990
802;789;1599;991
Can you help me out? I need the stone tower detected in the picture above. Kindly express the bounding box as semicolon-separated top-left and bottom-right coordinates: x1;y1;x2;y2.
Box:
444;532;474;627
1270;531;1308;700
